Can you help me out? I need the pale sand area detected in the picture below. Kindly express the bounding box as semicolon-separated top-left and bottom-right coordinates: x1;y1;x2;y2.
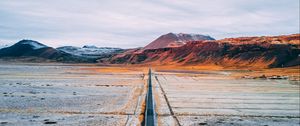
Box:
0;63;146;126
153;71;299;126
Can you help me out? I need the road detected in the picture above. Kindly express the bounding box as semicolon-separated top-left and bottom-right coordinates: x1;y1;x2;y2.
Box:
145;68;156;126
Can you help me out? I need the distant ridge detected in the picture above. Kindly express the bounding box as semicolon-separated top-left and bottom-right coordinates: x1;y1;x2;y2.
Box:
57;45;124;58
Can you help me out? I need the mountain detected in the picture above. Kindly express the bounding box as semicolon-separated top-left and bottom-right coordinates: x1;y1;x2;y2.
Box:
1;34;299;68
0;40;95;63
0;40;48;57
109;34;300;68
143;33;215;50
57;45;124;58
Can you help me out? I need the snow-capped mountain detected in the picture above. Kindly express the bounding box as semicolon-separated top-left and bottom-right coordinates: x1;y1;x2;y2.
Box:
143;32;215;50
57;45;123;58
0;40;54;58
0;40;47;50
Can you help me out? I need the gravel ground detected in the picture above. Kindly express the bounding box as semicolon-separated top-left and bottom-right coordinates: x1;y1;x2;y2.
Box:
0;64;145;126
154;72;300;126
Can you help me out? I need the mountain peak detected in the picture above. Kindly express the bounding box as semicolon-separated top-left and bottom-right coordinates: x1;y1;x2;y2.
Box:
143;33;215;50
16;40;48;50
82;45;98;48
166;32;176;35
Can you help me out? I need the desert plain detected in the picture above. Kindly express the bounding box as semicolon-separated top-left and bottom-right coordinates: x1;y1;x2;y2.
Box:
0;63;299;126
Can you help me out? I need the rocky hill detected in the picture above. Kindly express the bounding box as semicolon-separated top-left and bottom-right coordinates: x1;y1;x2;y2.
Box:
109;34;300;68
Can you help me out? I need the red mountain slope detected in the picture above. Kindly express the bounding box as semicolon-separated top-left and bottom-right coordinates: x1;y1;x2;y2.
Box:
109;34;300;68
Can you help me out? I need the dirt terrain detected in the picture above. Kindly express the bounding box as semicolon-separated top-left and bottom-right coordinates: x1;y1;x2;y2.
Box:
0;63;147;125
0;63;299;126
153;70;299;126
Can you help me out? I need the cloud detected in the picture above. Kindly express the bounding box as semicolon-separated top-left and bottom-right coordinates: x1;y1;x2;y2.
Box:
0;0;299;48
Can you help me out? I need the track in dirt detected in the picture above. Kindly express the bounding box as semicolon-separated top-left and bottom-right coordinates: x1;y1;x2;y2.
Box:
155;75;181;126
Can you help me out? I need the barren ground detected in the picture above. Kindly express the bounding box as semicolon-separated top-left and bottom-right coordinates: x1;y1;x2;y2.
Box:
153;69;300;126
0;63;146;126
0;63;299;126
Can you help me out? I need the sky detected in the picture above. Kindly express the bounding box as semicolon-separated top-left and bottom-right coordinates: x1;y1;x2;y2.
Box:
0;0;299;48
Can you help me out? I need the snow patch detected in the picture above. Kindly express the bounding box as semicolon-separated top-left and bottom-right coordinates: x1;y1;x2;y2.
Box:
57;46;122;58
0;44;10;49
173;33;214;42
21;41;47;49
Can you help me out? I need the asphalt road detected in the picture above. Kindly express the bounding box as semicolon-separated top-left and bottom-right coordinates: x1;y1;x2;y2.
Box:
145;69;156;126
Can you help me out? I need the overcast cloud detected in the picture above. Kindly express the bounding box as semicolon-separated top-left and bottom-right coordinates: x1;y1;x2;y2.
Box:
0;0;299;48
